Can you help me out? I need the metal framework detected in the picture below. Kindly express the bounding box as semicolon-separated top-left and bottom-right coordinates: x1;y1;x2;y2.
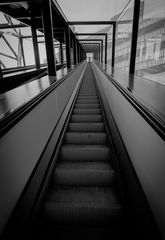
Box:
82;43;100;61
76;33;107;64
0;2;86;77
68;21;115;25
0;0;142;78
0;14;27;70
79;39;103;63
129;0;140;74
70;20;115;66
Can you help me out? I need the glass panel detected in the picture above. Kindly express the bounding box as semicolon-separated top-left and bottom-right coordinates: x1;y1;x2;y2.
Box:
38;42;47;65
107;27;113;65
135;0;165;85
0;12;36;69
22;35;35;66
114;0;134;72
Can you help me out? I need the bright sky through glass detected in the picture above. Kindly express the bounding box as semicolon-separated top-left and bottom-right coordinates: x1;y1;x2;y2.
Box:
57;0;129;33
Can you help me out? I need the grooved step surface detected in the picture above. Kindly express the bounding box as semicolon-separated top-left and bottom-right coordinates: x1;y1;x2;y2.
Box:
77;96;98;99
42;63;123;238
44;186;122;225
79;93;98;95
68;123;105;132
54;161;115;186
64;132;107;145
75;103;100;109
76;99;99;103
79;91;96;93
60;145;111;161
45;226;120;240
71;115;102;123
73;108;101;115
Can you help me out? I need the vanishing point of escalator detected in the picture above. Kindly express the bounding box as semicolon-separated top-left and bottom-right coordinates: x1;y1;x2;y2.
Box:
41;63;125;239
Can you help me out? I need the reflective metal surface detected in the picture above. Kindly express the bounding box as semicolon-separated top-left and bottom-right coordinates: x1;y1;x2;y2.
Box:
0;67;69;121
101;62;165;122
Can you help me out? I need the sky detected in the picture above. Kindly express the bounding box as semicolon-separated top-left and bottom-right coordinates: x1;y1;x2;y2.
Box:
57;0;130;33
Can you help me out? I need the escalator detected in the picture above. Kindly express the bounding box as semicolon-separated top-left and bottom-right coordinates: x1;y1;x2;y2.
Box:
38;63;126;239
1;63;161;240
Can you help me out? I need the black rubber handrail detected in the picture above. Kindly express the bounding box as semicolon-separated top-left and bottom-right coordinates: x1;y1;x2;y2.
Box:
2;64;47;75
0;62;82;138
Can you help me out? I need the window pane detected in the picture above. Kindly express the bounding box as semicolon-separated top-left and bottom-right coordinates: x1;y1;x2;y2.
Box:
135;0;165;85
115;1;134;72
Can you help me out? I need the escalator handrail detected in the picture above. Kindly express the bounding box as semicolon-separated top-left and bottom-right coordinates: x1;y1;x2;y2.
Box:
0;62;83;138
94;62;165;141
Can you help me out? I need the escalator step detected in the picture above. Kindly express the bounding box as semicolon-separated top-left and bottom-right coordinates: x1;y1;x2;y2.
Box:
44;186;122;225
64;132;107;145
46;226;120;240
68;122;105;132
60;145;111;161
76;99;99;104
71;115;102;123
79;91;96;93
78;93;98;96
73;108;101;115
75;103;100;109
77;96;98;99
53;161;115;186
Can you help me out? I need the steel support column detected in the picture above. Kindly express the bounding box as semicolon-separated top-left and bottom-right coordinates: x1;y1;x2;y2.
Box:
31;26;40;69
97;43;100;62
0;64;3;78
79;44;81;62
73;36;77;65
101;40;103;63
77;41;80;63
129;0;140;75
111;22;116;69
79;45;81;62
41;0;56;76
65;26;71;68
60;39;64;64
105;34;107;64
19;37;26;67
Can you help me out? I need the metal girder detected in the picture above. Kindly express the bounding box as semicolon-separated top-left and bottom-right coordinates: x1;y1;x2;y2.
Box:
21;35;44;39
81;42;101;62
65;26;71;68
0;24;27;29
0;59;6;69
79;39;103;62
41;0;56;76
37;27;65;31
17;30;25;66
76;33;107;36
111;22;116;68
68;21;115;25
129;0;140;75
79;39;103;41
78;33;107;63
0;52;17;60
2;35;18;58
0;0;40;4
60;38;64;64
31;26;40;69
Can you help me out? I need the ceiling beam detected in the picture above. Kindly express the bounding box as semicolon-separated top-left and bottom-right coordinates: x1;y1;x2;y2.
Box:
76;33;107;36
0;0;40;4
0;24;27;29
79;39;103;42
68;21;115;25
